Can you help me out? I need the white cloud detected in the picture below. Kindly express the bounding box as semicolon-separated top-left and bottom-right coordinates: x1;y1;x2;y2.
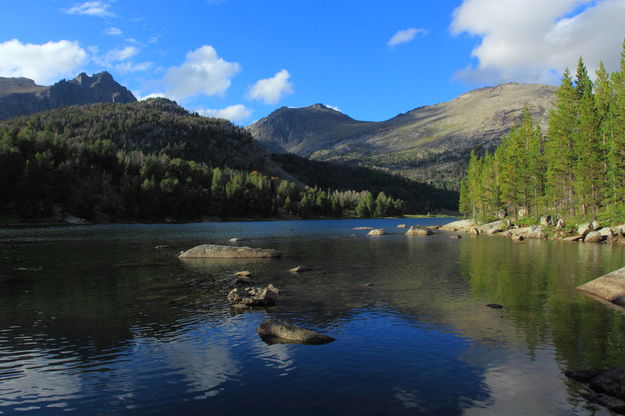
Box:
195;104;253;122
147;35;160;44
325;104;342;112
387;28;428;49
0;39;87;84
104;46;139;62
65;1;115;18
164;45;241;100
248;69;293;104
451;0;625;84
133;91;167;101
115;61;153;73
104;27;122;36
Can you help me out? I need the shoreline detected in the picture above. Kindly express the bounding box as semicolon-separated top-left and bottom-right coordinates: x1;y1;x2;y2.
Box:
0;213;456;229
439;218;625;244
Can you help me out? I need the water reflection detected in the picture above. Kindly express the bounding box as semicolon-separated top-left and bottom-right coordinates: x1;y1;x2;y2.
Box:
0;219;624;414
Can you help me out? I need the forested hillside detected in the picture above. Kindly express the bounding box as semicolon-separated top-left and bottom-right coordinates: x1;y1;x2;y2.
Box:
459;42;625;224
0;99;409;222
273;153;457;213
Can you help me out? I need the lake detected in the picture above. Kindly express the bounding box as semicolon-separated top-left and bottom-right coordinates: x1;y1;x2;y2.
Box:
1;218;625;415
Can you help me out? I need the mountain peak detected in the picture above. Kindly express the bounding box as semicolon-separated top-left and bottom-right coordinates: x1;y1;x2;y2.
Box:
0;71;136;120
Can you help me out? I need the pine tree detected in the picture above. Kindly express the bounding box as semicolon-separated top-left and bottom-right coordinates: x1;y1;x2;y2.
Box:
573;58;603;216
544;69;577;216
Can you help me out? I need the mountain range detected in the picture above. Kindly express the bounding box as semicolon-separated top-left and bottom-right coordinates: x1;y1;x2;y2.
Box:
0;71;136;120
248;83;558;188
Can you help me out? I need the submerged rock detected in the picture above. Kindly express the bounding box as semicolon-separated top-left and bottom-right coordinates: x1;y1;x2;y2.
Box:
289;265;311;273
450;235;462;239
405;225;433;236
256;318;335;345
179;244;281;258
354;226;374;230
566;367;625;414
396;224;407;228
227;284;279;306
581;392;625;414
486;303;503;309
234;270;254;277
367;229;387;236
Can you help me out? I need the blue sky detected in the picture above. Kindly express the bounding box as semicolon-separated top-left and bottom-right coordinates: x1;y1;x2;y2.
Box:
1;0;625;124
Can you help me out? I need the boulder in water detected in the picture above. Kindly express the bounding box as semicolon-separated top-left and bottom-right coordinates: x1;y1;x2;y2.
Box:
227;284;279;306
179;244;281;258
367;229;387;236
405;225;433;236
256;318;335;345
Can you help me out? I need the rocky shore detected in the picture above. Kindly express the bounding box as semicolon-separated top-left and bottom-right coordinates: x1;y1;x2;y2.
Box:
440;217;625;244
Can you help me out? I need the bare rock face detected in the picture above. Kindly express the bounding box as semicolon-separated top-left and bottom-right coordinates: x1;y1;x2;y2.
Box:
0;71;136;120
405;225;433;236
179;244;281;258
248;83;557;186
227;285;279;306
256;318;335;345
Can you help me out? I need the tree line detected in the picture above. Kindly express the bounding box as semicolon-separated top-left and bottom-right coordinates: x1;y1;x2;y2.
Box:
460;41;625;223
0;100;404;221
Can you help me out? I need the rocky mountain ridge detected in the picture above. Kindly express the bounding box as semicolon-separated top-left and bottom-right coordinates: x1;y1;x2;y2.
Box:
248;83;558;188
0;71;136;120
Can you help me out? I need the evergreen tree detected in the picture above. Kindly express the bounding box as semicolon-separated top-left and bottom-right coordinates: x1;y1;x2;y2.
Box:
544;69;577;216
573;58;603;216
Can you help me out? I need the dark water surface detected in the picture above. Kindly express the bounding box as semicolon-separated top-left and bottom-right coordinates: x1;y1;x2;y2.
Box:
1;218;625;415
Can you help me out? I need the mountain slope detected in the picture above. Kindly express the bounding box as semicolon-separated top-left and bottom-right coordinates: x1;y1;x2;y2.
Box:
248;83;558;188
0;71;136;120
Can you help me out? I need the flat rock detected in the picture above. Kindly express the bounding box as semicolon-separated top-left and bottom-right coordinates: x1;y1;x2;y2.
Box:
405;225;433;235
563;235;583;242
179;244;281;258
354;226;373;230
590;367;625;399
578;266;625;307
368;228;387;236
256;318;335;345
396;224;407;228
234;271;254;277
227;284;279;306
439;219;476;232
449;235;462;239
